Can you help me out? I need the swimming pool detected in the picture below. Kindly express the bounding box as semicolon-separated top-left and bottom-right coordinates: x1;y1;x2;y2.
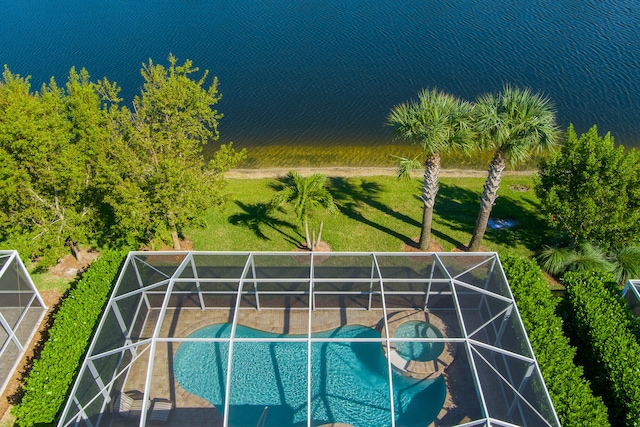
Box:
174;323;446;427
393;321;444;362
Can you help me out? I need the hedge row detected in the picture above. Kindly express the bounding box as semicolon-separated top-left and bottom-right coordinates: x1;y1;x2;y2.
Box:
563;270;640;426
12;250;127;426
501;255;610;426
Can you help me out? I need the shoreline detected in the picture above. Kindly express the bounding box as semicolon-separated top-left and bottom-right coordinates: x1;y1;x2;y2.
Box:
226;167;536;179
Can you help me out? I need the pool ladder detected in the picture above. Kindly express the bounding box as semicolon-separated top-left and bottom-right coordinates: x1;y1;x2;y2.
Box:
256;406;268;427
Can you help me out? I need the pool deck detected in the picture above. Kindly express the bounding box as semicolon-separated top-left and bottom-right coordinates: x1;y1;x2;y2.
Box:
117;307;476;426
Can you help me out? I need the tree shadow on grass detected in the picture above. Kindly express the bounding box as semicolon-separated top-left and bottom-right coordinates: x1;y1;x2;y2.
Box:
228;201;299;246
394;182;474;250
432;183;478;235
489;196;550;251
328;177;419;246
435;182;549;252
269;175;297;192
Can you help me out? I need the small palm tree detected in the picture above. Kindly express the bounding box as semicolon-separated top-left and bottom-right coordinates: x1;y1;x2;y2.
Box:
387;88;474;250
609;246;640;285
538;242;613;276
271;171;337;251
538;242;640;285
468;85;559;251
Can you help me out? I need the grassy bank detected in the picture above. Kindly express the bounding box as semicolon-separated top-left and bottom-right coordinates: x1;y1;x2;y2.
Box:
187;174;547;258
206;142;545;170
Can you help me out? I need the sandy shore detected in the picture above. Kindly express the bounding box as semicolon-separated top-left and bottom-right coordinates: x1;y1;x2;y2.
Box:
226;167;535;179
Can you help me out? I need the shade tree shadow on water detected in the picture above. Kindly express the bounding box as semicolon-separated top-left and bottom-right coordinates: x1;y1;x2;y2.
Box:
434;182;549;252
228;201;299;245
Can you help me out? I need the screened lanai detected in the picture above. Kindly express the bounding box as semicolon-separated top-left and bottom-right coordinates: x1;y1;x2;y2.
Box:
0;250;47;396
60;251;560;427
622;280;640;319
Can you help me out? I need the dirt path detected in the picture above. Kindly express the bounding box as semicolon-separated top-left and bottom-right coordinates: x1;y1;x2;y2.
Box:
226;167;535;179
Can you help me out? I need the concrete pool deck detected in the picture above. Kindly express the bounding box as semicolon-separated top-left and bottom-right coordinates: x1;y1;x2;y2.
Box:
119;307;476;426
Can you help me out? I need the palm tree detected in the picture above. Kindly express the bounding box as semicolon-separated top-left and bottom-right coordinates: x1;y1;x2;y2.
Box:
611;246;640;285
538;242;613;277
467;85;559;251
538;242;640;285
387;89;474;250
271;171;337;251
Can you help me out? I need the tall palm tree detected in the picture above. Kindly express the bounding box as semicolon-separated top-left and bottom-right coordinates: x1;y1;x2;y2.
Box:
271;170;337;251
468;85;559;251
387;89;474;250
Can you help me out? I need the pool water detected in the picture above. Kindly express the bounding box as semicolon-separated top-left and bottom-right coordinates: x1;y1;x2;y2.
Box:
393;321;444;362
174;324;446;427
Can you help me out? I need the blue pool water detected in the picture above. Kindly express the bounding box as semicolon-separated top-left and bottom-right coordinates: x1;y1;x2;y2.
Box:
394;321;445;363
174;324;446;427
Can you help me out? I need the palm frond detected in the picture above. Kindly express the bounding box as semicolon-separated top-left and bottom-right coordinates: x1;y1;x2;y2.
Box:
391;155;422;180
537;245;579;276
270;170;336;226
388;88;475;154
572;242;614;273
538;242;613;276
474;85;560;165
611;246;640;284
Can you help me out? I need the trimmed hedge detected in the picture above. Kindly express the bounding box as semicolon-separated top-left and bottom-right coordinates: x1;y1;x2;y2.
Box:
563;270;640;426
12;250;127;426
501;255;610;426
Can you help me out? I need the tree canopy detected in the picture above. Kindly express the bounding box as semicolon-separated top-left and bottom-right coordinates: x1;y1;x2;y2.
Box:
0;56;245;263
535;125;640;250
106;55;245;250
0;67;99;265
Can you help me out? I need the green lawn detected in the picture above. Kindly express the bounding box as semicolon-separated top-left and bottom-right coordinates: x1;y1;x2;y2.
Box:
187;174;548;258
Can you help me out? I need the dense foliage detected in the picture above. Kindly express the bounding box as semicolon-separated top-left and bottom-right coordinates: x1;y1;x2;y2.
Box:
108;56;246;249
536;125;640;250
12;250;127;426
501;255;610;426
563;270;640;426
0;57;245;263
0;67;102;265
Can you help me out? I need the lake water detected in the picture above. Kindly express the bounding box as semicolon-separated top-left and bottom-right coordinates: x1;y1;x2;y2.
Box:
2;0;639;148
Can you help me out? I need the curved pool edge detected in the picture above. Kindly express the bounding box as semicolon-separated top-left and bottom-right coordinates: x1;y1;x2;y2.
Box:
173;323;447;427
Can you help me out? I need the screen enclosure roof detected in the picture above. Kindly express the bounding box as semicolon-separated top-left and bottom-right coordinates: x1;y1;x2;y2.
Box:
0;250;47;396
61;251;560;427
622;279;640;319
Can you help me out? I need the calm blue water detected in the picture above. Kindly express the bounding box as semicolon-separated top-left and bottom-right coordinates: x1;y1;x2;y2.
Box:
174;323;446;427
2;0;639;148
394;321;444;362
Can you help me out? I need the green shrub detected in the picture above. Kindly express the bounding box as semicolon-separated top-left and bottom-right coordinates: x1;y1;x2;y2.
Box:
501;255;610;426
563;270;640;426
12;250;127;426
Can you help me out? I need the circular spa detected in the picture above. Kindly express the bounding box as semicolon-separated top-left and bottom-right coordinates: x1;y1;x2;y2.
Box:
393;321;445;362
